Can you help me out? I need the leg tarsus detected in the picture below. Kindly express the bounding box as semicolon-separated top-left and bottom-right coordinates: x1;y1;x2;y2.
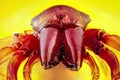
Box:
83;53;99;80
23;51;39;80
7;50;27;80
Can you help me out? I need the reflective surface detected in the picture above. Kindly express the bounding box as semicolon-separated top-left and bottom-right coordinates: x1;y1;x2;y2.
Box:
0;0;120;80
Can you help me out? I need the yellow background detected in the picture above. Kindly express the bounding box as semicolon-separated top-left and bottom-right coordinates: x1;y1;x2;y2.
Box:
0;0;120;80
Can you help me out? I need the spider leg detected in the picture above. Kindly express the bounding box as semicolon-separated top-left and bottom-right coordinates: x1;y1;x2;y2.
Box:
7;49;28;80
100;31;120;51
23;51;39;80
84;29;120;51
84;29;120;79
0;47;13;65
0;32;33;65
83;53;99;80
0;47;13;78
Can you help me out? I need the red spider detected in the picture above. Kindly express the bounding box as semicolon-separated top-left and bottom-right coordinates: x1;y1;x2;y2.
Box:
0;5;120;80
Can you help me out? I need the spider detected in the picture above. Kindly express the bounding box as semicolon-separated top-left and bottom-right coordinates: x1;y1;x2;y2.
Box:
0;5;120;80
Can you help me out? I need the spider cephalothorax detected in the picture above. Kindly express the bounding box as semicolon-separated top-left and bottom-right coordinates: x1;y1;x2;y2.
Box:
0;5;120;80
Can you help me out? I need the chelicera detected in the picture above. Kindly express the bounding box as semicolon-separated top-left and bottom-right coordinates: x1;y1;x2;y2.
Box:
0;5;120;80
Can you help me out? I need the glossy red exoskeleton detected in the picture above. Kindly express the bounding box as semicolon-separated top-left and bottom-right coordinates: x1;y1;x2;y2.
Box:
0;5;120;80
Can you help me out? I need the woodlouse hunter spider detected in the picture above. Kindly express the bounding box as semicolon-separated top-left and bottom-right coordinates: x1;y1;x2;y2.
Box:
0;5;120;80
